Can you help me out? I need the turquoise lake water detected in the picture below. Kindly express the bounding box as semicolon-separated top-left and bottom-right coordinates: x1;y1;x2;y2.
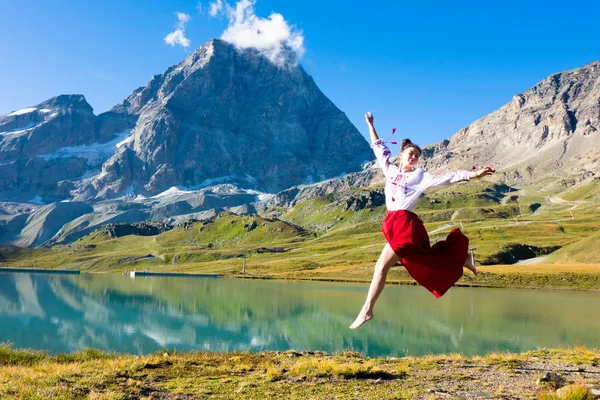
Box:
0;272;599;357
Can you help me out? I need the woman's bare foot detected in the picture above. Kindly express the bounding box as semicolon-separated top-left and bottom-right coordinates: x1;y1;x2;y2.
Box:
464;256;478;276
349;311;373;329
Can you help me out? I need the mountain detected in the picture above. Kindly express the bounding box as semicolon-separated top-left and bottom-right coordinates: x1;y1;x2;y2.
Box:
421;61;600;183
0;95;134;202
255;61;600;214
0;40;372;204
1;44;599;249
73;39;373;200
0;39;373;246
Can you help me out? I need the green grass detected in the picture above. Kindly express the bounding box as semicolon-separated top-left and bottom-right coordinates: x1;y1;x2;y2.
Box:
0;344;112;366
157;212;306;248
280;193;387;233
1;346;598;399
561;180;600;201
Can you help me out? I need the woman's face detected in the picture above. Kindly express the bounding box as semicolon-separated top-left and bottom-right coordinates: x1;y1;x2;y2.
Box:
401;146;421;168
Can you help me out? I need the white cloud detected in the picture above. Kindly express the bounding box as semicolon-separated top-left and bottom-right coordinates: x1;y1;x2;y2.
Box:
210;0;305;67
176;12;191;24
209;0;224;17
164;12;192;48
165;30;191;48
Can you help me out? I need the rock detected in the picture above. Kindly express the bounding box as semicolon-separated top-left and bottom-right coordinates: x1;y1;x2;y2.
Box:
422;61;600;184
266;167;382;208
97;222;173;238
536;371;566;387
0;95;136;201
77;39;373;199
67;243;96;251
341;189;385;211
481;243;561;265
0;95;96;161
244;221;258;231
455;391;492;399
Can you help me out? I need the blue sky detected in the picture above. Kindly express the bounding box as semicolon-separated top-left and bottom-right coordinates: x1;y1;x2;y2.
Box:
1;0;599;149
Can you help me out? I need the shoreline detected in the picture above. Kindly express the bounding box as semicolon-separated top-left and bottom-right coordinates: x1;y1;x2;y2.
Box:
2;265;600;293
231;273;600;292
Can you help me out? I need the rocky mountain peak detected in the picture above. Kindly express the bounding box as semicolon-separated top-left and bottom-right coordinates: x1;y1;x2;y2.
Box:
78;38;372;199
0;94;96;161
112;41;219;117
422;60;600;183
0;93;137;202
40;94;93;111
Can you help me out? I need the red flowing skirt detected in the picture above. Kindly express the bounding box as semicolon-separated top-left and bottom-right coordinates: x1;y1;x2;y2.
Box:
382;210;469;298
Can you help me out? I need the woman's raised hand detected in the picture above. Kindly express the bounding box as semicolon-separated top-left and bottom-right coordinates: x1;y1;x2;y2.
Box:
365;112;374;126
476;166;496;178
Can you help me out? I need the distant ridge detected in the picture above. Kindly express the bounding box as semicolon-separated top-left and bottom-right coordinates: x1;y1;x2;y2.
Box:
421;61;600;183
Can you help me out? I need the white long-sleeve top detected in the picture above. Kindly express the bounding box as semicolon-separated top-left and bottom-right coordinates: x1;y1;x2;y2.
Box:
372;139;470;211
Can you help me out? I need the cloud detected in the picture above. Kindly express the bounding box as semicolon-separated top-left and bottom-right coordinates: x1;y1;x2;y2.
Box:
209;0;305;66
164;12;192;48
209;0;224;16
176;12;191;24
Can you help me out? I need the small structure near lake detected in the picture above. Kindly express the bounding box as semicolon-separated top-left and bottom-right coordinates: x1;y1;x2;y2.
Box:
256;247;288;253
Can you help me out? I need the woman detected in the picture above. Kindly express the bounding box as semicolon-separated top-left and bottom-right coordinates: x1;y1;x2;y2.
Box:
349;112;495;329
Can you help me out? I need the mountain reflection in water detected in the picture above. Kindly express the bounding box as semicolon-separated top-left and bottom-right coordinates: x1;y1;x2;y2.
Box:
0;272;599;357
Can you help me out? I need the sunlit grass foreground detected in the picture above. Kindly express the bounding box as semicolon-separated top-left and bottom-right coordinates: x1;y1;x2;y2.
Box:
1;344;599;399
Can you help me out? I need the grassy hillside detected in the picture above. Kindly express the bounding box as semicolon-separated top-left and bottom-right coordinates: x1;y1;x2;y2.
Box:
2;178;600;290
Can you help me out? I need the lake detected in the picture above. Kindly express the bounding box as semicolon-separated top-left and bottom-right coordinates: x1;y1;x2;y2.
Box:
0;271;598;357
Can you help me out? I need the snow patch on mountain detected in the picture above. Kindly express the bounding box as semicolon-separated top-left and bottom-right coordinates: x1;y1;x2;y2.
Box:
0;121;46;137
37;130;131;167
7;107;37;116
152;186;190;199
197;175;236;188
116;135;134;148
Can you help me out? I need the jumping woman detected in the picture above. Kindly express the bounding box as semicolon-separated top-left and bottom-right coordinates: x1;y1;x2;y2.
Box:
350;112;495;329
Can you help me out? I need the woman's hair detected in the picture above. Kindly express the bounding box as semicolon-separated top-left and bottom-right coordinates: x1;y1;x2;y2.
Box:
401;138;422;156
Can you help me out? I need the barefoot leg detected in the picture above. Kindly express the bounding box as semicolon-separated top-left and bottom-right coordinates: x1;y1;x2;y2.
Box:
350;243;399;329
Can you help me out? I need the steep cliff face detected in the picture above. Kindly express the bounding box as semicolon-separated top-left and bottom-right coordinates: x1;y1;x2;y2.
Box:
0;95;95;161
76;39;372;199
422;61;600;182
0;95;134;201
0;38;371;204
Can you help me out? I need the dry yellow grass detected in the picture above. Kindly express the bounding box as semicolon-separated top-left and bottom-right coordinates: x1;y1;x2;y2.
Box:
478;264;600;274
2;347;599;399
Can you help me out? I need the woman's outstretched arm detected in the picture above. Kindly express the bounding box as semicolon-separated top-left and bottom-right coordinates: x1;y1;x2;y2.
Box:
422;166;496;190
469;166;496;179
365;112;380;143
